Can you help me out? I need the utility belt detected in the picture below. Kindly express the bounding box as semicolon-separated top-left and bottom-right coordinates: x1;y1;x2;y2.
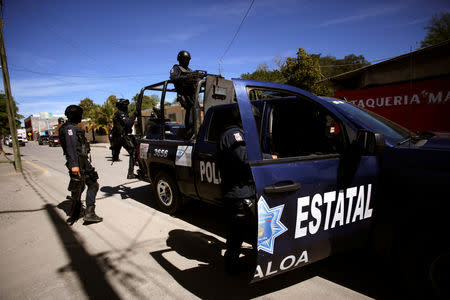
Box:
67;167;99;192
122;134;136;150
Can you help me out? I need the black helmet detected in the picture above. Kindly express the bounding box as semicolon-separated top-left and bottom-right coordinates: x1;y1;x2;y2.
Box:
64;105;83;124
177;50;191;67
116;98;130;111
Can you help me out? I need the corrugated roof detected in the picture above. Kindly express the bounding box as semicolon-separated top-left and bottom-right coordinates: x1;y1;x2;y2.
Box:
320;39;450;83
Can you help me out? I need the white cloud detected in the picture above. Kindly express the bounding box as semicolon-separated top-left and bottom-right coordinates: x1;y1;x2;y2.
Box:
189;1;250;17
11;77;112;98
319;4;405;27
189;0;303;17
222;55;280;66
151;27;208;44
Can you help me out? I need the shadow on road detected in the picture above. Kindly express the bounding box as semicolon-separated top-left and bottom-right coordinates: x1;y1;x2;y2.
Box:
20;167;145;299
151;229;404;299
100;183;229;238
97;183;421;299
45;204;121;299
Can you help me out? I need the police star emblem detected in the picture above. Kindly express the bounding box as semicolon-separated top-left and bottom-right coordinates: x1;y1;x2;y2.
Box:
257;196;288;254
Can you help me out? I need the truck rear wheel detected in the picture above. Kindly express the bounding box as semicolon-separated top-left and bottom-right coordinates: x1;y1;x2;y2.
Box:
153;171;182;214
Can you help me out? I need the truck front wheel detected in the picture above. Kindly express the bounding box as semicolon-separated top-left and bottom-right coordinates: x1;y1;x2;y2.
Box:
153;171;182;214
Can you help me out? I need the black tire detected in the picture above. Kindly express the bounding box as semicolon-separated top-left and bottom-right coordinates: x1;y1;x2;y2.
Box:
153;171;182;214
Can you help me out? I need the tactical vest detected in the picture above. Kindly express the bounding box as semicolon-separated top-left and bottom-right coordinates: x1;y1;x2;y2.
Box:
59;123;68;156
59;122;90;158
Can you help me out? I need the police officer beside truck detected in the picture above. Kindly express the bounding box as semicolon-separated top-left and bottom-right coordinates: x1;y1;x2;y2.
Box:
60;105;103;225
111;98;137;179
218;105;276;273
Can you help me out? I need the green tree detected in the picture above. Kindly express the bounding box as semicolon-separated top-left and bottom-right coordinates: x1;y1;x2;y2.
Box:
79;97;96;119
315;54;370;78
281;48;332;96
421;12;450;48
241;62;286;83
130;93;159;116
100;96;117;132
86;95;119;134
0;93;23;137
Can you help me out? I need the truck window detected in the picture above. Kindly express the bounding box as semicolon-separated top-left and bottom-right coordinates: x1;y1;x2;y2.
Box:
206;107;237;143
263;98;345;158
247;87;296;100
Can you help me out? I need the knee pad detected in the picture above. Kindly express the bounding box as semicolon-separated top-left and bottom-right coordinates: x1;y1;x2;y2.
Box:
90;181;99;193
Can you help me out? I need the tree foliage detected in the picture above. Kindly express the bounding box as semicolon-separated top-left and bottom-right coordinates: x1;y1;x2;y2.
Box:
0;93;23;136
313;54;370;78
79;95;118;134
79;97;96;119
240;47;370;96
421;12;450;48
130;93;159;116
241;63;286;83
281;48;332;96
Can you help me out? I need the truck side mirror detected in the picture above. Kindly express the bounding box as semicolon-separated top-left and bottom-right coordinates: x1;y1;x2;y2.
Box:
356;130;386;156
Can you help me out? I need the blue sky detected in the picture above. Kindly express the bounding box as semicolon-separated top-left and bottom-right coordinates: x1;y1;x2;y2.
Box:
2;0;449;119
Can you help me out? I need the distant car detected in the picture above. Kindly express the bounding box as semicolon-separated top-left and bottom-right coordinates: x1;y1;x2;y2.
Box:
3;135;12;146
17;135;27;146
38;135;50;145
146;123;185;140
7;135;26;147
48;135;60;147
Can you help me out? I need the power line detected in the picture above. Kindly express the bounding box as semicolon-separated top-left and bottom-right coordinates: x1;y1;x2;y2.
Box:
219;0;255;71
319;56;397;68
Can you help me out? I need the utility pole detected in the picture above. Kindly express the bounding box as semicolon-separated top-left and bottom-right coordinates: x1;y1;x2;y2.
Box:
0;17;22;172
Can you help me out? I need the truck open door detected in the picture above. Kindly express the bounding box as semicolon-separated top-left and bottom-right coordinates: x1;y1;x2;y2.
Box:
232;79;381;283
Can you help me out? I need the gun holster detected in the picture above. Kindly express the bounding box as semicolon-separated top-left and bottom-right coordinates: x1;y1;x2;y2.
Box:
68;176;83;192
123;135;135;150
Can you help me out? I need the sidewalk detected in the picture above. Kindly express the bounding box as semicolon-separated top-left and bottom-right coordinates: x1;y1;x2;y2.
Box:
0;150;13;164
89;142;110;149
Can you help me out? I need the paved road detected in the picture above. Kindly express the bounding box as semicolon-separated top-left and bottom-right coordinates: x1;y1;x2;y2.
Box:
0;142;398;299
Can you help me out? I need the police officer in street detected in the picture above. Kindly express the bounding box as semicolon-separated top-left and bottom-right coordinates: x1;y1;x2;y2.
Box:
55;117;65;136
60;105;103;225
111;98;137;179
170;50;203;138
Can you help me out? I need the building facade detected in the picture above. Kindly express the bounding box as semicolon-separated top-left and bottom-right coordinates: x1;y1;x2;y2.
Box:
322;41;450;132
24;114;65;141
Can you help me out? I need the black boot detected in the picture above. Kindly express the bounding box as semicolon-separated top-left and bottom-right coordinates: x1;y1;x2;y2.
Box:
84;205;103;223
127;170;137;179
66;197;83;226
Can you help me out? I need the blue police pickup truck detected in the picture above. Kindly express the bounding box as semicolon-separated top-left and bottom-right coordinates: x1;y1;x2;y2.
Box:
134;75;449;292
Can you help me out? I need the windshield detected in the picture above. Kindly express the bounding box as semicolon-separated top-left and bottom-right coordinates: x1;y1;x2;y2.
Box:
323;98;414;145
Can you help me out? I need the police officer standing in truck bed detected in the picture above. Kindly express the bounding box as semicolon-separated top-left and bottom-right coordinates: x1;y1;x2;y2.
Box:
170;50;199;138
60;105;103;225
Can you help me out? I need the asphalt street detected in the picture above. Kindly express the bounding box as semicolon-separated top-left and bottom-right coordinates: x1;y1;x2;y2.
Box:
0;141;400;299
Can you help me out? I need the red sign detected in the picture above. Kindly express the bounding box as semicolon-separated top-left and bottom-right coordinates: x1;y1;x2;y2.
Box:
334;77;450;132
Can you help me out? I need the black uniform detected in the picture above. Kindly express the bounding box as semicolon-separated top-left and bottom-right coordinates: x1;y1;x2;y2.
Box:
218;126;257;271
60;122;100;223
111;109;137;177
170;64;196;136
